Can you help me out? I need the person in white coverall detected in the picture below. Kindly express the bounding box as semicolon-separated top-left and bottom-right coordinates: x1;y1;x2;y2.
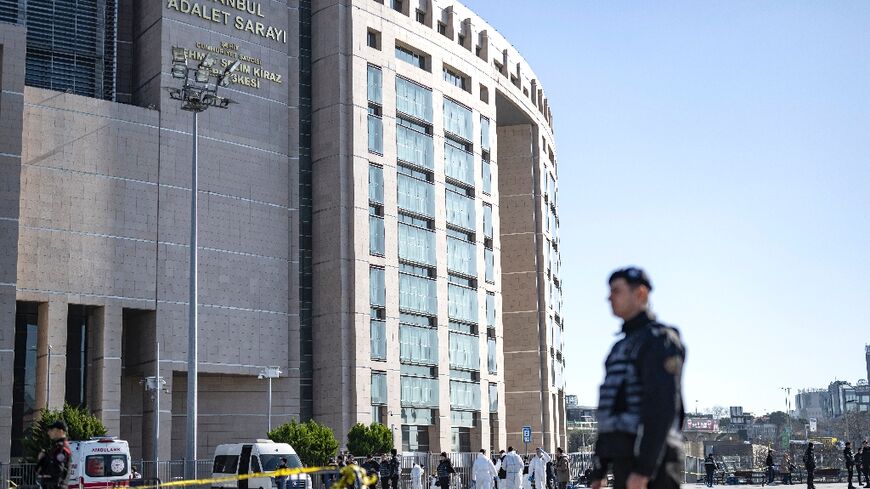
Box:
528;448;551;489
473;450;499;489
411;463;424;489
502;447;525;489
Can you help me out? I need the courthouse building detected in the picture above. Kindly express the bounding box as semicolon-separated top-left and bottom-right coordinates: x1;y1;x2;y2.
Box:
0;0;565;462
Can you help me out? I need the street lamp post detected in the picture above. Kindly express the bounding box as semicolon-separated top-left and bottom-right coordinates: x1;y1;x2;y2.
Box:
258;367;282;432
167;47;239;481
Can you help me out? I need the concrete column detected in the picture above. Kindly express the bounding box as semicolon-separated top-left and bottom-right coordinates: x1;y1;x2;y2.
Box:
36;300;68;411
88;304;123;435
0;294;15;464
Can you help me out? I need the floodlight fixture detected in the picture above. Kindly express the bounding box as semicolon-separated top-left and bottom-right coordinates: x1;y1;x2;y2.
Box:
171;63;187;79
172;47;186;63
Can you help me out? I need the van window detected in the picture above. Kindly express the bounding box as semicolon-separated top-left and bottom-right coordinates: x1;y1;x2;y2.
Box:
86;455;127;477
260;454;303;471
251;456;261;473
214;455;240;474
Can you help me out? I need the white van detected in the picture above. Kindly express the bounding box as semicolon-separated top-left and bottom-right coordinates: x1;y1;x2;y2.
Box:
66;437;132;489
212;440;311;489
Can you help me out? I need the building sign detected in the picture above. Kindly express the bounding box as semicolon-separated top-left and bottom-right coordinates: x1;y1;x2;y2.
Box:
165;0;287;44
174;42;282;90
685;418;719;432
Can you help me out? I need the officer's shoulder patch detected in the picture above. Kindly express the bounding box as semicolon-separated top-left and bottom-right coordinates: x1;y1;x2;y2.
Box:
663;355;683;375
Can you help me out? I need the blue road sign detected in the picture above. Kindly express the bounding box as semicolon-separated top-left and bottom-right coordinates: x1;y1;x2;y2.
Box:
522;426;532;443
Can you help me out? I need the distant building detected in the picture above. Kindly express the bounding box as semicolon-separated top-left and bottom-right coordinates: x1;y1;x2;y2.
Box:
865;344;870;385
795;390;831;420
566;395;579;408
827;381;870;417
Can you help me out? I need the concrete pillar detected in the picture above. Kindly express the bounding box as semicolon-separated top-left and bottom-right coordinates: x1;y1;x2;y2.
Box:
88;304;123;435
0;295;15;463
36;300;68;411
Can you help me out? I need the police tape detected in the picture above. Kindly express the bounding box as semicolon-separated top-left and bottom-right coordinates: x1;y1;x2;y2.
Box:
125;465;379;489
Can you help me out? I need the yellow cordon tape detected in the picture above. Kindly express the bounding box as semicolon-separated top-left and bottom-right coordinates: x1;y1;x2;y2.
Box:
129;465;378;489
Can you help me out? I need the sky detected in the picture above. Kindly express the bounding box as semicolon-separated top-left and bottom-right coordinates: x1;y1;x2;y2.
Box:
462;0;870;415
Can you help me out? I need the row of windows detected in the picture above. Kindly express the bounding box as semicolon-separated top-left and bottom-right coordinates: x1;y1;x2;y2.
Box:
370;0;556;129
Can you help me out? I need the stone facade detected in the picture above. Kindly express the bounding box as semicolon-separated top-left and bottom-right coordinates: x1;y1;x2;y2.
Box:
0;0;565;462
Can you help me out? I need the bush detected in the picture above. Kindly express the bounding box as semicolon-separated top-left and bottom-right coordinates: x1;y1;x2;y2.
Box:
346;422;393;457
268;419;339;467
23;404;108;460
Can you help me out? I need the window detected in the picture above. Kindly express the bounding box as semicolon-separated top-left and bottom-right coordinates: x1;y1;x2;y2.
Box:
398;223;436;265
482;159;492;195
367;29;381;50
484;249;495;284
370;267;386;306
392;0;403;12
400;325;438;365
401;425;431;452
457;34;466;47
483;204;493;240
397;120;434;169
446;189;475;230
489;383;498;413
398;173;435;217
448;284;478;324
437;22;447;35
449;332;480;371
444;97;473;141
479;84;489;104
369;164;384;204
213;455;240;474
480;116;491;152
399;273;437;315
415;10;425;23
367;65;382;104
400;376;439;408
372;371;387;405
450;380;481;410
396;77;433;122
487;338;497;374
371;320;386;361
370;215;385;255
486;292;496;327
396;44;428;71
444;139;474;187
86;455;127;477
447;237;476;276
443;65;469;92
398;213;434;230
368;113;383;154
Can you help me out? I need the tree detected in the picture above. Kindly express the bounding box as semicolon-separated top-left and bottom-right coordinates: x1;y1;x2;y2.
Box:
23;404;108;460
268;419;339;467
346;423;393;457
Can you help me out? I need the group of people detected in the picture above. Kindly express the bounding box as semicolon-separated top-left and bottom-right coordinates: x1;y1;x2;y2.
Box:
355;446;571;489
844;440;870;489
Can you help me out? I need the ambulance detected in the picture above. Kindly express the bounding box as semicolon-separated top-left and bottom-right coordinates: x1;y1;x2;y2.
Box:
211;440;310;489
66;437;132;489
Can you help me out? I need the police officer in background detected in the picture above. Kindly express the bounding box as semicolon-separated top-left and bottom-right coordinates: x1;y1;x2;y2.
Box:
589;267;686;489
36;420;72;489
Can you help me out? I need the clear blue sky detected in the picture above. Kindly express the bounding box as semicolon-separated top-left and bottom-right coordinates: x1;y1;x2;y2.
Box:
463;0;870;415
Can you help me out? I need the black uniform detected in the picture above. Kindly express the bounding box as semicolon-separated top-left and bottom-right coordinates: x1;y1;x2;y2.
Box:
703;456;716;487
390;455;400;489
861;446;870;488
857;448;864;486
436;459;455;489
591;311;686;489
36;438;71;489
845;446;855;488
803;446;815;489
379;458;394;489
765;453;775;485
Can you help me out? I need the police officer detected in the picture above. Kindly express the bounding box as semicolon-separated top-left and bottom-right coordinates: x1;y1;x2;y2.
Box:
590;267;686;489
803;443;816;489
845;442;856;489
36;420;72;489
